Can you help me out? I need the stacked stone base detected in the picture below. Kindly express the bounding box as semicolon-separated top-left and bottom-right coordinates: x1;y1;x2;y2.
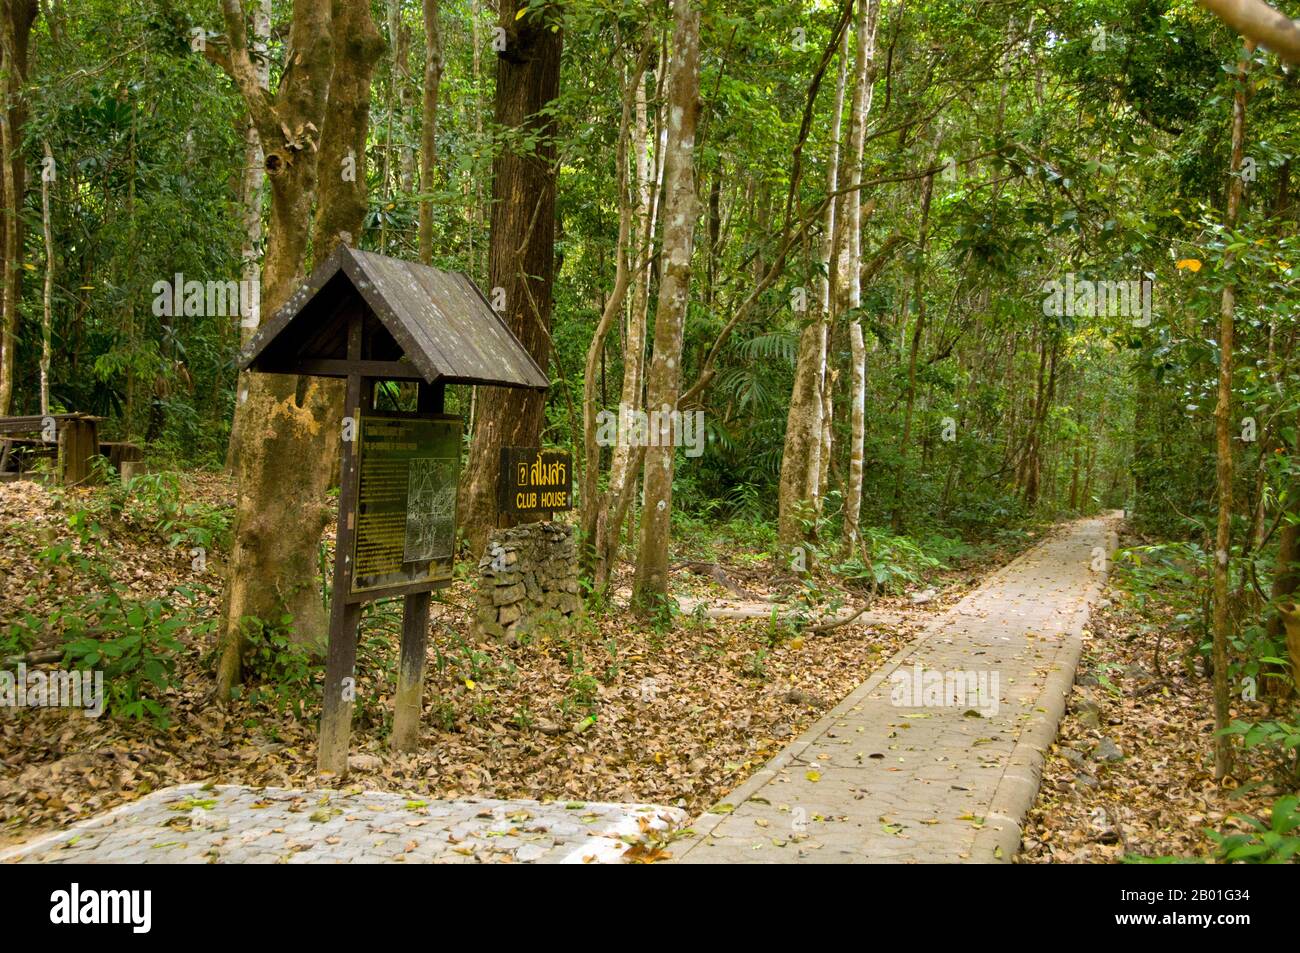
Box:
474;522;581;641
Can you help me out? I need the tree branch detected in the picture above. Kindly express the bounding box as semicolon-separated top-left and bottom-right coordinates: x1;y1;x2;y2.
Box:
220;0;277;139
1199;0;1300;62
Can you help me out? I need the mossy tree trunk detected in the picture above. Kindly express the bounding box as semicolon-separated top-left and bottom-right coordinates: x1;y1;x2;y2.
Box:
215;0;384;699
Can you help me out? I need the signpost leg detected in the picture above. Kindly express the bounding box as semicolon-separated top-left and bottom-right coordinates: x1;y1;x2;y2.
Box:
318;600;361;774
390;377;442;752
318;332;364;776
391;590;431;751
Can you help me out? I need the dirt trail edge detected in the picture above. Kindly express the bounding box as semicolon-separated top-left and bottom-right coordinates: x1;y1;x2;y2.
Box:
673;513;1121;864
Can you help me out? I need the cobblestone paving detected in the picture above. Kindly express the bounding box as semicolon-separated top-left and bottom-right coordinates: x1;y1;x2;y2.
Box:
0;784;684;864
674;515;1120;864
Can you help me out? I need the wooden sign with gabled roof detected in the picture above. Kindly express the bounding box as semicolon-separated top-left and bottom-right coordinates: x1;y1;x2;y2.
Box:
237;244;549;776
239;244;549;389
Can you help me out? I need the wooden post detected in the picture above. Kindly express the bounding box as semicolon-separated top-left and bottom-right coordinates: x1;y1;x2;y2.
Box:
59;416;100;485
391;379;443;752
318;313;365;776
391;589;431;751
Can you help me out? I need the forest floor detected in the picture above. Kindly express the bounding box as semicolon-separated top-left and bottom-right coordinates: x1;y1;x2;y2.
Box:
0;473;1041;853
1018;525;1291;862
8;474;1275;863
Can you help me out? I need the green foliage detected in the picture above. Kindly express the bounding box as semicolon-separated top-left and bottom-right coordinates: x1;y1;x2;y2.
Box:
1220;717;1300;782
743;647;769;680
512;704;535;732
6;528;210;727
1115;542;1206;612
600;637;620;684
0;614;34;660
428;696;458;732
833;528;945;593
1209;796;1300;864
514;607;586;646
765;604;799;645
56;583;211;728
644;593;679;635
11;2;245;452
234;615;319;719
117;472;231;551
565;672;600;713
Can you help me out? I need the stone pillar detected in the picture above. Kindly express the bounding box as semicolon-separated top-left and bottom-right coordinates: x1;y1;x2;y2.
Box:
474;522;581;641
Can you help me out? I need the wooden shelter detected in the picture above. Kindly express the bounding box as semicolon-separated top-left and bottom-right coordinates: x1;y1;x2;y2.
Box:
238;244;548;774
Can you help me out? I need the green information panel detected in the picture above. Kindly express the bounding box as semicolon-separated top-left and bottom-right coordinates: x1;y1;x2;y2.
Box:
351;413;462;596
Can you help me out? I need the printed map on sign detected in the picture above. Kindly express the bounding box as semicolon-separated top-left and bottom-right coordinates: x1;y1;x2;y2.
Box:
352;414;462;595
404;457;457;562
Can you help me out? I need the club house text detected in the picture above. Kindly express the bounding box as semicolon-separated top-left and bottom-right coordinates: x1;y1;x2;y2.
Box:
513;454;569;510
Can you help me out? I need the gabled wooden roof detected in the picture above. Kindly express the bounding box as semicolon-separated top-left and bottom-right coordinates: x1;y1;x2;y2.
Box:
237;245;549;391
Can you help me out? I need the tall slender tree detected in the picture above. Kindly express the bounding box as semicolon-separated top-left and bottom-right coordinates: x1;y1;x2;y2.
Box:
631;0;700;612
1211;40;1253;779
418;0;443;265
0;0;37;417
581;41;652;584
840;0;882;546
224;0;271;473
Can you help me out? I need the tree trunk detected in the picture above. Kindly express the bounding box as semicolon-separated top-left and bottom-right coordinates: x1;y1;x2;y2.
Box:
817;329;833;513
1068;437;1081;510
1212;43;1253;779
1020;333;1058;507
458;0;563;557
890;162;934;532
1268;478;1300;679
225;0;271;474
0;0;36;417
418;0;443;265
630;0;700;612
39;140;51;415
839;0;881;547
1272;422;1300;693
776;28;847;550
580;44;649;583
778;317;827;547
216;0;384;698
602;28;657;586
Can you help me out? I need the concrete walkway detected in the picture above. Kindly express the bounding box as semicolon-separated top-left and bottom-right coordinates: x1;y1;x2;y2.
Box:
674;514;1120;863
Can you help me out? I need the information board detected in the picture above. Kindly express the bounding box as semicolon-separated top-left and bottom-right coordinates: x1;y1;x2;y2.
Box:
498;447;573;514
351;413;462;596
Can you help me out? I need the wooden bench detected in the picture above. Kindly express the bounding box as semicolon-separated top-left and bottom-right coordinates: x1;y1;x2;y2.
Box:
0;413;107;485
